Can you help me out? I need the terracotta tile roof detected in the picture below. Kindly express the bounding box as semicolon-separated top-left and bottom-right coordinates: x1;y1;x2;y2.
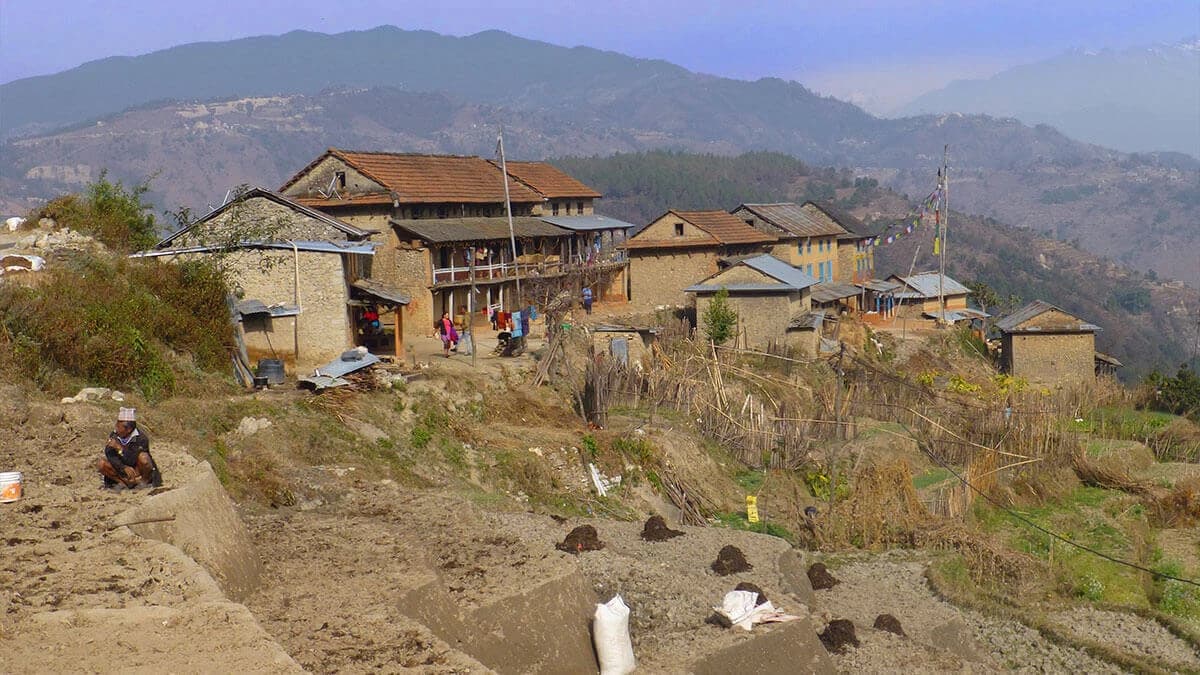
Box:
673;210;776;245
494;161;601;199
281;149;543;204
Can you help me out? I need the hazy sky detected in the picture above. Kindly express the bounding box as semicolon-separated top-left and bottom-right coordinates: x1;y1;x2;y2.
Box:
1;0;1196;111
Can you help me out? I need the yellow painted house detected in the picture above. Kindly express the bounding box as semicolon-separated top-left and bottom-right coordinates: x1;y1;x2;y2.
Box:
730;201;875;284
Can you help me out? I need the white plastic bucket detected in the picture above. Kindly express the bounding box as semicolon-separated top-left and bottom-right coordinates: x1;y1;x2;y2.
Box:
0;472;22;503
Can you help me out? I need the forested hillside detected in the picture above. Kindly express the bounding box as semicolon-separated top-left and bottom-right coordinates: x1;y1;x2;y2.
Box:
559;151;1198;378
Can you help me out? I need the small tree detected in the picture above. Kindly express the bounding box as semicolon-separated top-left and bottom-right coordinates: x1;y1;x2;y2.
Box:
966;280;1000;335
703;288;738;345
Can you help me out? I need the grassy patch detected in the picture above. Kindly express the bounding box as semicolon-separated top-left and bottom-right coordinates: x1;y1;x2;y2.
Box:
712;510;796;543
913;467;953;490
972;486;1150;608
734;469;765;493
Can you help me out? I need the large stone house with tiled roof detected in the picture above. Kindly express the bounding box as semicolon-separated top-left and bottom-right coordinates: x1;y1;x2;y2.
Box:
619;209;776;310
280;148;628;332
493;160;601;216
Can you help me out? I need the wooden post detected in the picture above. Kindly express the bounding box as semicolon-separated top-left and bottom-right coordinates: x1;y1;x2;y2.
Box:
394;306;404;361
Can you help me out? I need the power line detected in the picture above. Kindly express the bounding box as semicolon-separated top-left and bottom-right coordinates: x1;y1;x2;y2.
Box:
915;434;1200;589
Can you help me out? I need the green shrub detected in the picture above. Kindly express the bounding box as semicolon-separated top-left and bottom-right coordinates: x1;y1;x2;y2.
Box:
0;252;232;399
28;171;159;252
702;288;737;345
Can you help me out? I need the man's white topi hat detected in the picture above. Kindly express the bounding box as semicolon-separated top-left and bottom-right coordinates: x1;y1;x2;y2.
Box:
117;407;137;422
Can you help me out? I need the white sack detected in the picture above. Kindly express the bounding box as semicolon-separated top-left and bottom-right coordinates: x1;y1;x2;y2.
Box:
594;594;636;675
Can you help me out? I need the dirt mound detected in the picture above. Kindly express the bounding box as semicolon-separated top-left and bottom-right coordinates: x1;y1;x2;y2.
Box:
711;544;752;576
734;581;767;605
640;515;684;541
873;613;905;636
556;525;604;554
808;562;840;590
819;618;860;653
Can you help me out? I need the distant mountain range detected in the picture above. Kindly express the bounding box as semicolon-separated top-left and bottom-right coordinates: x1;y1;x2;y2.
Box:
897;39;1200;157
1;26;1198;289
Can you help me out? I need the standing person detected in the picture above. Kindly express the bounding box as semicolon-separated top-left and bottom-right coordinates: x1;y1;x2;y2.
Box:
97;408;162;490
436;311;459;358
582;286;594;315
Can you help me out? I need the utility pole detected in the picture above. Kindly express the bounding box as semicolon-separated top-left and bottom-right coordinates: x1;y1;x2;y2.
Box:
497;128;521;311
469;245;477;369
937;145;949;326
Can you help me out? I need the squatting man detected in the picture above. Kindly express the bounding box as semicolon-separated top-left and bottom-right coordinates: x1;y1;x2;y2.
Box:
97;407;163;489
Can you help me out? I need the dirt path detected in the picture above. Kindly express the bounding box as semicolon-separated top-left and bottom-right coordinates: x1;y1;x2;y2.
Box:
814;552;1124;673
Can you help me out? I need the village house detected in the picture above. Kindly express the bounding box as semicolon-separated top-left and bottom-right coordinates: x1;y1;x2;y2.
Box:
621;210;776;310
138;187;405;372
996;300;1105;388
887;271;976;318
731;201;876;285
278;148;628;331
686;254;818;352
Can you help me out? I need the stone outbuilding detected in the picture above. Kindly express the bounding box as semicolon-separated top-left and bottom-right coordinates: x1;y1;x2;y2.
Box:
686;254;818;351
621;210;775;311
996;300;1102;388
139;187;408;372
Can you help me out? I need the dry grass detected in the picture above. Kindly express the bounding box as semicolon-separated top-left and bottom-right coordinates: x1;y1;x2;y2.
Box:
815;459;932;549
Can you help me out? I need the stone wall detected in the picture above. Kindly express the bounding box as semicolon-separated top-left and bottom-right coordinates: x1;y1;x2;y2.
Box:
628;248;719;310
225;250;353;370
187;194;356;244
696;293;802;350
280;155;384;199
1003;331;1095;388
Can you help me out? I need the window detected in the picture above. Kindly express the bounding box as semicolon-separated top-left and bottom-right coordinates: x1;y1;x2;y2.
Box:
674;223;684;236
807;264;813;277
576;201;584;214
335;171;346;189
807;239;812;254
552;203;559;216
437;207;448;219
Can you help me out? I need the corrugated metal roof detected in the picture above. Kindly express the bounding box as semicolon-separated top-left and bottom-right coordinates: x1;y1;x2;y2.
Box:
995;300;1100;333
802;201;868;237
236;299;300;318
811;282;862;304
131;240;377;258
857;279;902;293
892;272;971;298
539;214;637;232
788;310;826;330
390;217;568;243
923;308;990;323
687;254;817;293
351;278;410;306
741;254;819;289
686;282;804;294
155;187;372;249
734;203;845;238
